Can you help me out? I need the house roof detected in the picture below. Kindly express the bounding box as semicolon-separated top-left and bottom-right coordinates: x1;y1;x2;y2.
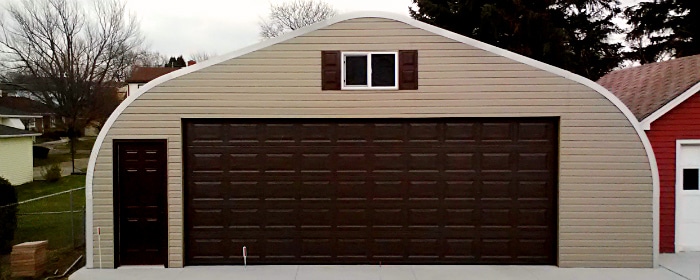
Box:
126;67;180;83
597;54;700;121
0;124;41;138
0;97;52;115
0;105;41;118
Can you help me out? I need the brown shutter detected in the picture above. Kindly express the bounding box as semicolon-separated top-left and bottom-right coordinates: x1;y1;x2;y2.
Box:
321;51;341;90
399;50;418;90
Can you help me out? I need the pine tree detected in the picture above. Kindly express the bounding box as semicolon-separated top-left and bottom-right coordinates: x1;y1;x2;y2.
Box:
409;0;623;80
164;56;187;68
625;0;700;64
558;0;624;79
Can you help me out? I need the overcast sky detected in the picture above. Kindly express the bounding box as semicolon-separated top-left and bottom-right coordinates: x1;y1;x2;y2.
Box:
125;0;642;60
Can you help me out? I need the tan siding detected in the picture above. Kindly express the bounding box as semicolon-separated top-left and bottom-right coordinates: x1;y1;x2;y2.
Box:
562;219;653;227
90;17;653;268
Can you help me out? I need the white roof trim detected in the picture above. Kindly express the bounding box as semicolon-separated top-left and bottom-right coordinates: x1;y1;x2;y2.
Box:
84;11;660;268
0;133;41;138
640;81;700;130
0;114;42;118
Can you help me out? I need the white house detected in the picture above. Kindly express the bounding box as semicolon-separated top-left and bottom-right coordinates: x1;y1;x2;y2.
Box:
0;106;41;185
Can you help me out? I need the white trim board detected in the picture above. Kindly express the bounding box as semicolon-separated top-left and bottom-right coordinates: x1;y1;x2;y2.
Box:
84;11;660;268
641;81;700;130
0;133;41;138
0;114;42;118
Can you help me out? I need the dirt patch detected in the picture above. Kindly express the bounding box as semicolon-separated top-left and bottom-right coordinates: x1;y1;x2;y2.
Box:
42;247;85;279
0;246;84;280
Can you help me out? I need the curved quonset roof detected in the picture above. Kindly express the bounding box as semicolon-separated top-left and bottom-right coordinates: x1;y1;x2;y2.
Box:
85;12;660;268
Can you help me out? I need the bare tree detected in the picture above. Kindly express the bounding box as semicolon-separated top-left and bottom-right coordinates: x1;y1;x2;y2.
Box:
0;0;143;173
259;0;337;39
189;50;215;63
133;50;169;67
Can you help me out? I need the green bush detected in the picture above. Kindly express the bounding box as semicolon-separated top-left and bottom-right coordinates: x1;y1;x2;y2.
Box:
0;176;18;254
42;163;62;182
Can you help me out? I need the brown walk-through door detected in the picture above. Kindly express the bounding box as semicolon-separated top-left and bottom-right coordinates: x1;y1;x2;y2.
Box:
114;140;167;266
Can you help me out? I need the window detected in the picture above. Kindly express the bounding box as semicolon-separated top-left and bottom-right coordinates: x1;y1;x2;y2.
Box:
321;50;417;91
26;118;35;129
684;168;699;190
342;52;398;89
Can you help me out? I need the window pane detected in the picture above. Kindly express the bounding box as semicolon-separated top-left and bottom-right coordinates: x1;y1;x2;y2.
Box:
345;56;367;86
371;54;396;87
684;168;699;190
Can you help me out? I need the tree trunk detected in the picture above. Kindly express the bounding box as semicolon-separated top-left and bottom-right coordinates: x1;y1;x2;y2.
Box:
70;134;76;174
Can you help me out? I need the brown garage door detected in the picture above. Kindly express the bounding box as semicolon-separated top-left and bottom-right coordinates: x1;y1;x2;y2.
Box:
184;118;557;265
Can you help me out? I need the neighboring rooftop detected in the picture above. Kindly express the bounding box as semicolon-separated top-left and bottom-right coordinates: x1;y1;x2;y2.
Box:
597;54;700;120
0;105;41;118
0;97;52;115
126;67;180;83
0;124;41;138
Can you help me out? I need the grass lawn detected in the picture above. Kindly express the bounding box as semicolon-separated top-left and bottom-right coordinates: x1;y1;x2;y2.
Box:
55;137;96;151
14;175;86;250
15;175;86;202
0;175;87;279
33;153;89;168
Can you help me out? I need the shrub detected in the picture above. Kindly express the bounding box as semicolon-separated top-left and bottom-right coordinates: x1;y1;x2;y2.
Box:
42;163;62;182
0;176;18;254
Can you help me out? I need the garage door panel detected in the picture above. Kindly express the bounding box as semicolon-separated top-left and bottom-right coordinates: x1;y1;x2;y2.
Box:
337;209;369;227
445;123;477;143
188;181;225;200
445;209;476;227
518;181;550;198
188;153;225;172
408;239;442;256
187;123;226;144
300;209;333;226
338;239;369;256
445;239;477;258
337;181;370;200
263;181;297;199
408;181;441;198
185;118;557;265
518;209;551;226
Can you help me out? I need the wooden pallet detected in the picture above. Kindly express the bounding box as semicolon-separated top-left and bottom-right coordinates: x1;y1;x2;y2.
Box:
11;241;48;278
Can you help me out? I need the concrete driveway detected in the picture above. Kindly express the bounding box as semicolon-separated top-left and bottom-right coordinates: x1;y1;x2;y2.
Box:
70;254;699;280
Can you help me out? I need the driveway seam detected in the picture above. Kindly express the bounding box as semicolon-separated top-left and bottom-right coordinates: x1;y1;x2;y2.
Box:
660;264;692;280
410;265;418;280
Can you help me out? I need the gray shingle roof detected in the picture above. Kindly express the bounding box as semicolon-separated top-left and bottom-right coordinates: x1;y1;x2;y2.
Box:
0;124;41;138
0;105;40;117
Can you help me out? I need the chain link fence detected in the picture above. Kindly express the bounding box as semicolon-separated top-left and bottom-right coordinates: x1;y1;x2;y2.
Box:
1;187;85;279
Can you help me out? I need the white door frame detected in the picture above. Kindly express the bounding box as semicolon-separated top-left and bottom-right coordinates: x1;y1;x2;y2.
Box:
675;139;700;252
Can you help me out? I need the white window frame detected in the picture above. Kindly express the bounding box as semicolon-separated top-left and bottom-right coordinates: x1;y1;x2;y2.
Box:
341;51;398;90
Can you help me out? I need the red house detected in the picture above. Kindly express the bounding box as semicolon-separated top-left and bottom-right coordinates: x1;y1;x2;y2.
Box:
598;54;700;253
